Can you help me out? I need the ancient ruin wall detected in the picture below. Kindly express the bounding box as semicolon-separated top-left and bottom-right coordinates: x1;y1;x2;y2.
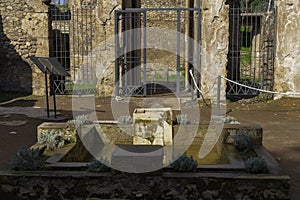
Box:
274;0;300;97
68;0;122;96
0;0;51;95
196;0;229;100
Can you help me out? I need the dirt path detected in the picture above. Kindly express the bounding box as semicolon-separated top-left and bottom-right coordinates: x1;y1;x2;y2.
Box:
0;96;299;199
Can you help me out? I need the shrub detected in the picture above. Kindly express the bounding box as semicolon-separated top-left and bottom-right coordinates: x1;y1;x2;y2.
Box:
117;115;133;124
176;114;188;125
170;155;198;172
233;132;253;154
68;114;93;126
87;160;110;173
245;157;269;173
13;147;43;171
223;116;240;124
39;129;65;150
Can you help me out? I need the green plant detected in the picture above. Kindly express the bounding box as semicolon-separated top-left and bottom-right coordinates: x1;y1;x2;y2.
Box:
68;114;93;126
223;116;240;124
245;156;269;173
240;0;270;13
241;47;252;67
117;115;133;124
176;114;188;125
233;132;254;154
13;147;43;171
39;130;65;150
87;160;110;173
170;155;198;172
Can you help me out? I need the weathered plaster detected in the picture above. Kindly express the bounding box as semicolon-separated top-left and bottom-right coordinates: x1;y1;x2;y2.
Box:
196;0;229;100
274;0;300;98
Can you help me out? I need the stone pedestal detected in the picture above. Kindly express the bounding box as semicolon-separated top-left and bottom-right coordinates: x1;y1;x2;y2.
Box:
133;108;173;146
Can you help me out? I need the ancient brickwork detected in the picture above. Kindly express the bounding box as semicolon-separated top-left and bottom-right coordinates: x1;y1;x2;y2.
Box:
0;0;51;95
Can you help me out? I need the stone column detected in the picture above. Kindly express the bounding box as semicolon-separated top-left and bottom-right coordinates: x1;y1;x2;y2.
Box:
195;0;229;100
274;0;300;98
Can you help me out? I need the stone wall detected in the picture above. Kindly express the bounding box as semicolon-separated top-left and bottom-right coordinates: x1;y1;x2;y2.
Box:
92;0;229;97
68;0;122;96
274;0;300;98
0;171;290;199
0;0;51;95
0;0;229;97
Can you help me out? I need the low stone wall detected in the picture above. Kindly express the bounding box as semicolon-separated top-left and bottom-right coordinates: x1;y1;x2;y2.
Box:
223;124;263;145
0;171;290;200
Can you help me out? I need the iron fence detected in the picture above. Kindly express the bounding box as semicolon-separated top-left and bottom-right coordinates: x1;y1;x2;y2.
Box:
50;3;97;95
226;0;276;100
114;7;201;97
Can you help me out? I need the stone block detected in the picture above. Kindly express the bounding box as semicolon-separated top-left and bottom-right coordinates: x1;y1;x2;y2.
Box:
133;136;152;145
223;124;263;145
133;108;173;146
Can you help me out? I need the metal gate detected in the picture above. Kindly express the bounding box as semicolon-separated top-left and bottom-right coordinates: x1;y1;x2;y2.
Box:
226;0;276;99
114;8;201;97
50;3;97;95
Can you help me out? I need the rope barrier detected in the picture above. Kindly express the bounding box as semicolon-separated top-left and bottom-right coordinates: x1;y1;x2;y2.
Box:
220;76;300;96
189;70;300;97
189;70;217;95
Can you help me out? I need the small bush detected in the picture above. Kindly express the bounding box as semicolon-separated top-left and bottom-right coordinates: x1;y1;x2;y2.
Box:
117;115;133;124
171;155;198;172
39;129;65;150
87;160;110;173
176;114;188;125
13;147;43;171
223;116;240;124
233;132;253;154
68;114;93;126
245;157;269;173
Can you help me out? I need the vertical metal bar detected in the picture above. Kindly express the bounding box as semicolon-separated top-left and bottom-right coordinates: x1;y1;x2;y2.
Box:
236;7;240;93
90;6;94;81
124;35;127;93
191;7;195;103
263;12;273;89
77;7;80;81
81;7;84;81
197;8;201;98
51;75;57;118
72;6;76;81
55;7;59;92
45;73;50;118
122;12;127;94
115;11;120;96
85;7;89;81
143;11;147;97
176;9;181;97
272;9;277;91
237;7;240;83
217;76;221;116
